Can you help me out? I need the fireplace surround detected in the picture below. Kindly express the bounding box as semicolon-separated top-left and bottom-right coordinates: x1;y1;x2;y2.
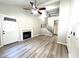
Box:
20;28;32;41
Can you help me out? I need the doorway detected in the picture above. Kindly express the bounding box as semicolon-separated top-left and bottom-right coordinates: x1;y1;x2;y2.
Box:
53;20;58;35
2;17;19;45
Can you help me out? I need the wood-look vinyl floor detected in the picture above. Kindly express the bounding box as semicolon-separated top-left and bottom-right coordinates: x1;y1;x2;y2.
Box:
0;35;68;58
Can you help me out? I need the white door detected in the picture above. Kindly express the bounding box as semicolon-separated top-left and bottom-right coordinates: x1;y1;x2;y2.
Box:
2;17;19;45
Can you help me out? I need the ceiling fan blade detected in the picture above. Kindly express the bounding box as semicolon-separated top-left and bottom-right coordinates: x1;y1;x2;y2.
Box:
23;8;31;10
39;8;46;10
30;1;37;9
38;11;42;14
30;2;33;6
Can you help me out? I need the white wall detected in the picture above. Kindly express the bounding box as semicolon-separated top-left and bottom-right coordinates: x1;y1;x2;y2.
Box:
0;16;2;46
58;0;71;44
68;0;79;58
0;5;41;41
59;0;79;57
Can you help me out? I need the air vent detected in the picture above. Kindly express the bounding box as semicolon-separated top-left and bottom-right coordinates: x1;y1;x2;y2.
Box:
4;17;16;22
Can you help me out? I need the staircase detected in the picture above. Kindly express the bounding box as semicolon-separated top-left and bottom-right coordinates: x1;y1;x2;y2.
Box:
46;25;53;34
40;23;53;36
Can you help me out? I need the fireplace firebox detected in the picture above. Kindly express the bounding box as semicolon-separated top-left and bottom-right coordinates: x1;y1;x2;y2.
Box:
23;31;31;40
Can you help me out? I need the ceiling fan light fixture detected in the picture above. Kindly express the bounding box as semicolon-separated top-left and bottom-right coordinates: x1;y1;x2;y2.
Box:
32;9;38;15
39;8;46;10
38;11;42;14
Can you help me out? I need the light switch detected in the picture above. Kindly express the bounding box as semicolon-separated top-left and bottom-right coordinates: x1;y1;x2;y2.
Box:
73;32;75;36
68;36;70;38
71;31;72;34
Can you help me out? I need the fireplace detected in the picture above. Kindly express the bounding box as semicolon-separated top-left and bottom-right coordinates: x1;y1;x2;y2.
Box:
23;31;31;40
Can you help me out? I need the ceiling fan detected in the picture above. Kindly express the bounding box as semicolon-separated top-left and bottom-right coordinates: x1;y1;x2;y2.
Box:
24;0;46;15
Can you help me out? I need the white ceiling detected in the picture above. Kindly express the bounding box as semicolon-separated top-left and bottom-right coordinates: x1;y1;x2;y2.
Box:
0;0;59;9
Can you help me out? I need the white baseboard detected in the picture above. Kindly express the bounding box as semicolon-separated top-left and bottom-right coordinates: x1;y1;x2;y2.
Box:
32;34;40;38
57;42;67;46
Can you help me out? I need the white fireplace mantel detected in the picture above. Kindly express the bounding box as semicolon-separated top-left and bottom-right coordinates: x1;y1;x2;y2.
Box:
20;27;33;41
